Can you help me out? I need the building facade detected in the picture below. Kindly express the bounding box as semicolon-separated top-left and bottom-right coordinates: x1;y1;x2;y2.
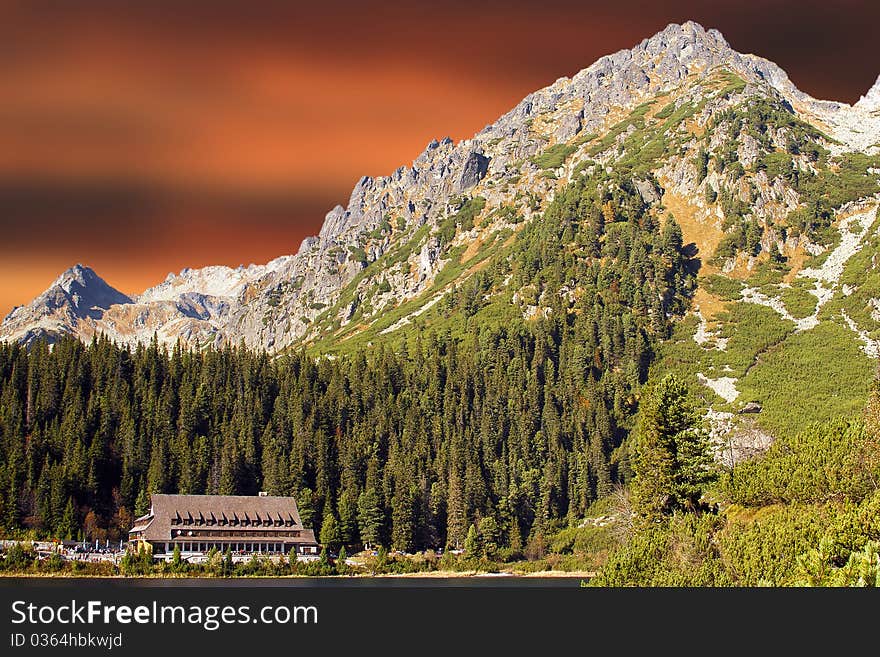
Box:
129;493;320;558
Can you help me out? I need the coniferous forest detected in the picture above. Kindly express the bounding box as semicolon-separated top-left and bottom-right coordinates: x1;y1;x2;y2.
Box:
0;172;697;554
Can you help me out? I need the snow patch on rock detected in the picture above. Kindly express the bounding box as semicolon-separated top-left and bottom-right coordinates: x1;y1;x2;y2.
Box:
842;310;880;358
739;201;878;332
697;373;740;403
693;310;728;351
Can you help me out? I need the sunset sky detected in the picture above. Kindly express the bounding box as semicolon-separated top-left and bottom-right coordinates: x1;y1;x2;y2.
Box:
2;0;879;318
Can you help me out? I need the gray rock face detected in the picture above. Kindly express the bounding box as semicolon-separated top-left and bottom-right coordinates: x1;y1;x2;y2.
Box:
554;110;583;142
856;75;880;112
455;151;490;193
50;264;132;320
635;179;661;205
0;264;132;345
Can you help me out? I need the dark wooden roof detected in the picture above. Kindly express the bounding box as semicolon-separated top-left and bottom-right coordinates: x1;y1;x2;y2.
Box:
130;494;317;543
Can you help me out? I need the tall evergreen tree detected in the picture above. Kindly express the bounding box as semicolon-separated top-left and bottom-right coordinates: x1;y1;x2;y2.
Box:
630;374;716;521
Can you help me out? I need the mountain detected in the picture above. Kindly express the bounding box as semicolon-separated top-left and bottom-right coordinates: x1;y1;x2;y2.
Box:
3;21;880;449
2;264;132;347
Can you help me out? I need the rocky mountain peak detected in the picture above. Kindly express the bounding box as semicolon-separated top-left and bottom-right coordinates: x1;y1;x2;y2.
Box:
54;263;99;293
45;264;132;320
856;74;880;112
642;20;730;55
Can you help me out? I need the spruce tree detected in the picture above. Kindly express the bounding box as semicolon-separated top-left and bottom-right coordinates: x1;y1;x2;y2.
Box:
630;374;716;521
464;524;481;558
319;508;341;553
357;488;383;550
336;546;348;575
134;488;150;517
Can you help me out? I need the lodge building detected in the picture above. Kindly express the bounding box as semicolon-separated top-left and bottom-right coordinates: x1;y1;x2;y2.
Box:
128;493;320;558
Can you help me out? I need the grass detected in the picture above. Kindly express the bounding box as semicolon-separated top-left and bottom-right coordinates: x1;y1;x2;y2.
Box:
570;131;598;147
837;210;880;336
701;274;743;301
779;286;818;319
650;299;796;411
531;143;577;170
713;69;747;97
737;319;874;439
746;258;790;286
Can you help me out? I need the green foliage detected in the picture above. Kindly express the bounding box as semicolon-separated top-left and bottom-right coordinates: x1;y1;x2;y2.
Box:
319;508;342;552
779;285;818;319
797;537;880;587
717;504;831;586
737;320;874;439
438;196;487;245
653;102;676;120
701;274;742;300
464;524;481;558
746;256;789;286
570;131;598;147
630;375;717;520
714;69;747;97
694;148;709;183
591;514;731;586
723;418;880;506
547;523;615;571
348;245;368;264
531;143;577;170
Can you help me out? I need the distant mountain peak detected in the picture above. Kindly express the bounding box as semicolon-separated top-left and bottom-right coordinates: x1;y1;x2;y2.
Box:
43;264;132;320
53;263;99;293
856;74;880;112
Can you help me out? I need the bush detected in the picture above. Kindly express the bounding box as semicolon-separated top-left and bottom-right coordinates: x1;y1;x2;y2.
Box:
531;143;577;170
722;419;878;506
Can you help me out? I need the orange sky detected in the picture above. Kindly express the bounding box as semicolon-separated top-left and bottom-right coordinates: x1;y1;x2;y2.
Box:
2;0;879;318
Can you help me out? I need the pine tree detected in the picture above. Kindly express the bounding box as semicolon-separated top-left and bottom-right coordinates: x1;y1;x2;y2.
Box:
223;548;234;577
464;523;481;558
337;488;359;547
59;497;77;540
319;508;341;553
391;485;416;553
297;487;316;529
630;374;716;521
134;488;150;517
357;488;384;550
336;546;348;575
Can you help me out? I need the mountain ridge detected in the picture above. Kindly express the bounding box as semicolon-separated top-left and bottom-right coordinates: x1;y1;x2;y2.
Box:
3;21;879;358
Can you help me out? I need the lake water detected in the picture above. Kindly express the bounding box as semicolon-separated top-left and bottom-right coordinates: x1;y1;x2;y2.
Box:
1;575;588;588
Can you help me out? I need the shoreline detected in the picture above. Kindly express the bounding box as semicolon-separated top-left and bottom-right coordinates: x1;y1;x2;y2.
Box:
0;569;595;580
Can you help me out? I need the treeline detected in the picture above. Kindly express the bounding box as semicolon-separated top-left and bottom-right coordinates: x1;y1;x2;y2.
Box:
0;170;695;554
